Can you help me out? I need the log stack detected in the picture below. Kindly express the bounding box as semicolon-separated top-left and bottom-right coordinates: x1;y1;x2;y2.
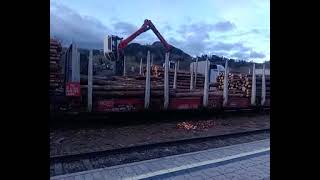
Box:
216;72;252;97
80;75;174;99
81;64;223;103
255;75;270;98
216;72;270;98
147;65;205;90
50;39;64;95
245;75;271;99
80;73;209;100
80;65;269;108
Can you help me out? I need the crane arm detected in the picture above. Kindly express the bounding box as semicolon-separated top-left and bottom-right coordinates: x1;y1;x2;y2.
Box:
118;19;171;52
147;20;171;51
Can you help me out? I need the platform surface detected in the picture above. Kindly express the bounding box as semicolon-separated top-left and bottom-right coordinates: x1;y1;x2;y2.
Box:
51;139;270;180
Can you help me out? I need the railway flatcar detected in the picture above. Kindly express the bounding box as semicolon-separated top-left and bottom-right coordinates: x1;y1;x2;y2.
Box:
50;41;270;114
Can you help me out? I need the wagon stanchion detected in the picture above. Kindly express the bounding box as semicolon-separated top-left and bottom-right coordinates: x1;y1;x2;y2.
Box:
164;52;170;109
151;54;154;66
173;60;178;89
195;58;198;88
71;43;80;83
123;55;126;76
139;58;143;75
251;63;256;105
223;57;229;107
87;50;93;112
261;62;266;106
203;57;209;107
145;51;151;109
190;62;194;90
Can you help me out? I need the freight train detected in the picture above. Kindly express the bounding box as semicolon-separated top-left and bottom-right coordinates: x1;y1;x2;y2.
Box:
50;39;270;113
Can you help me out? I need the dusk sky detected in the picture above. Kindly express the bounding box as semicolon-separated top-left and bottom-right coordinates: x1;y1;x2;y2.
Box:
50;0;269;62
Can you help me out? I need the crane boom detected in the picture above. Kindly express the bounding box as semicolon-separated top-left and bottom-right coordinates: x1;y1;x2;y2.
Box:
104;19;171;75
118;19;171;51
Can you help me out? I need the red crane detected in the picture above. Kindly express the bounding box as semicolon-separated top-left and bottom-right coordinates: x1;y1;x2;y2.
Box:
118;19;172;52
106;19;172;75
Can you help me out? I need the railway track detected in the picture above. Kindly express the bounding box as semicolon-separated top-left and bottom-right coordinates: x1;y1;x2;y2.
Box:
50;128;270;177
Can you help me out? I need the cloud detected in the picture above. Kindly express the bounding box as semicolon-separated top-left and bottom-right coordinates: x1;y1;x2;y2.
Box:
249;51;265;58
212;42;251;52
178;21;236;36
212;21;236;32
169;36;264;60
172;21;243;56
50;2;167;48
113;22;137;36
216;29;261;39
251;29;260;33
50;2;268;61
230;50;265;60
169;37;205;56
164;24;173;31
231;51;249;59
50;2;111;48
205;41;265;60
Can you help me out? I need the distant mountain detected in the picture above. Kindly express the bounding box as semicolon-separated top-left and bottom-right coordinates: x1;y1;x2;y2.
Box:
121;41;194;70
64;41;195;73
123;41;193;69
60;41;269;75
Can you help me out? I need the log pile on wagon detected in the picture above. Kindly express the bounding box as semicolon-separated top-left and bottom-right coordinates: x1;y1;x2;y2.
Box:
81;64;212;100
146;65;205;89
216;72;270;98
81;65;257;102
80;75;205;99
216;72;252;97
255;75;271;98
81;75;171;99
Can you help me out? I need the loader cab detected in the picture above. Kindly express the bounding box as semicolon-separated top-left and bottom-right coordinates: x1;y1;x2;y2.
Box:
162;61;176;69
191;61;225;83
103;35;122;61
209;64;225;83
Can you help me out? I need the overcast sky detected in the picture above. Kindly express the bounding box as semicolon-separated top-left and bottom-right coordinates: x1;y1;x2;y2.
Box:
50;0;270;62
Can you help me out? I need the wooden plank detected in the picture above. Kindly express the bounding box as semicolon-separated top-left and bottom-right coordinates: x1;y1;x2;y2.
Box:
81;85;163;91
177;60;179;71
139;58;143;75
173;60;178;89
123;55;126;76
84;90;168;97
